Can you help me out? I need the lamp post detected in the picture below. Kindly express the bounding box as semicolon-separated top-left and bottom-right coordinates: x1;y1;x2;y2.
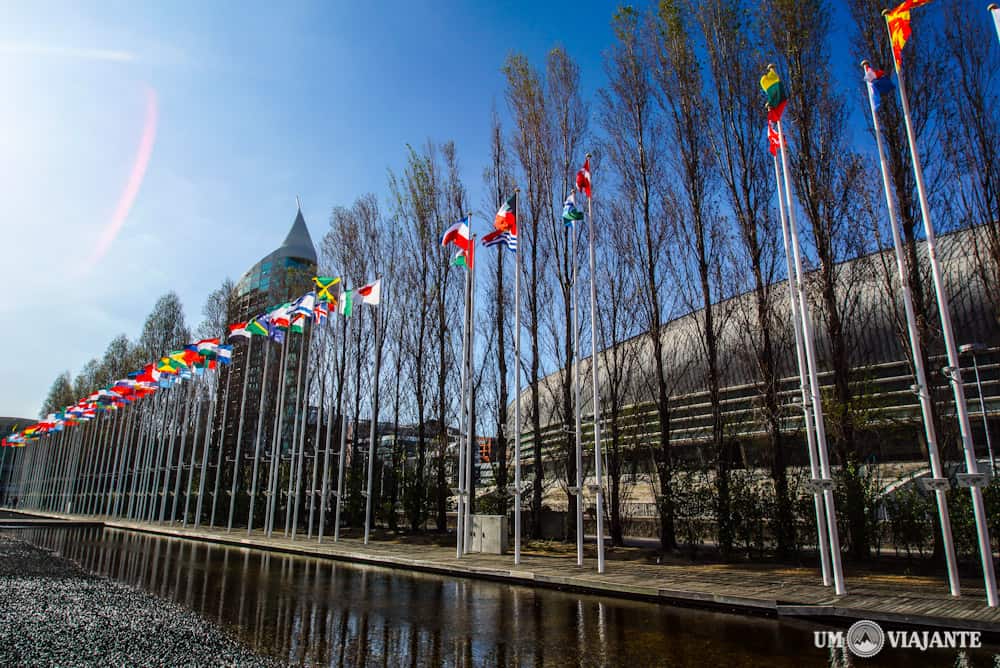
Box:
960;343;995;477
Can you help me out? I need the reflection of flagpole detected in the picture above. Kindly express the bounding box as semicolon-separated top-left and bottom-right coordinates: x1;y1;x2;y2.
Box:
246;341;272;535
862;60;960;597
364;294;383;545
775;108;846;596
228;335;254;531
585;155;606;574
991;4;1000;44
884;14;998;605
771;146;832;587
513;188;523;565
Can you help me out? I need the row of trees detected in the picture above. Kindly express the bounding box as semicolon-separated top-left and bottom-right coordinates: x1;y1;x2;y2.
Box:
40;0;998;562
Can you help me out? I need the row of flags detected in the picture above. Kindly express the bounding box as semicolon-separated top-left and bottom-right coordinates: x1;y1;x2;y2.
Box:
5;277;384;448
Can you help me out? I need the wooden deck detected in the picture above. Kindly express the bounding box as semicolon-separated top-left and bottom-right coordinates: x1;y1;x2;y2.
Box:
7;510;1000;633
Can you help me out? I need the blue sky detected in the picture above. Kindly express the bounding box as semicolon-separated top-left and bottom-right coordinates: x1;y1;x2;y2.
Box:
0;0;948;419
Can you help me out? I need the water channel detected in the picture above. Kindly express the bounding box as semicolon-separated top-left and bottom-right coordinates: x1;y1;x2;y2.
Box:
3;525;997;667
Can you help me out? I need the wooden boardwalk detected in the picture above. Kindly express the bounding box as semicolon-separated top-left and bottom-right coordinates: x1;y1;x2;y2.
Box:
8;510;1000;633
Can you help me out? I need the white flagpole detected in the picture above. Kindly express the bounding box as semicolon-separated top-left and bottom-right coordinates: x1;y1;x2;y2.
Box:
772;79;846;595
456;251;471;558
364;288;384;545
246;339;272;535
513;188;523;566
990;4;1000;44
308;381;324;539
862;60;960;597
585;155;606;574
211;362;234;527
194;379;218;528
771;146;832;587
572;192;584;567
228;334;254;532
334;313;353;542
464;233;477;553
883;13;999;605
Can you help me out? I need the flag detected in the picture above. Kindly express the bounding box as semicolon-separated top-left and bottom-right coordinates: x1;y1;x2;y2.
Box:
494;194;517;234
760;66;788;123
313;276;341;303
196;338;220;358
885;0;934;68
269;304;291;330
313;301;329;325
267;321;286;343
863;63;895;110
217;345;233;364
339;289;354;317
576;157;592;198
482;229;517;252
357;279;381;305
452;248;474;268
767;121;782;156
228;322;250;341
292;292;316;316
563;191;584;226
291;312;306;334
441;218;472;252
247;317;269;337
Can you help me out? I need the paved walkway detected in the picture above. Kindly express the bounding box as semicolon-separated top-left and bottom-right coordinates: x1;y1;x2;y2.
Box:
9;510;1000;632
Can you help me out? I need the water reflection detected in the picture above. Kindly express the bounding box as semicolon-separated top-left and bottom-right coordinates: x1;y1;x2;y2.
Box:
4;526;998;667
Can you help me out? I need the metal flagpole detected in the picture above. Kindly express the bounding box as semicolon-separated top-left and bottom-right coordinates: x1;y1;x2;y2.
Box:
464;238;477;553
585;156;606;574
883;18;998;605
308;382;324;539
364;296;383;545
318;371;336;543
265;337;292;536
292;328;315;540
991;4;1000;44
247;340;273;535
862;60;960;597
211;359;235;527
106;406;132;516
113;406;139;517
776;107;846;596
182;390;205;525
195;381;218;528
571;194;584;567
457;248;471;558
153;387;180;521
228;335;255;531
334;314;353;542
771;148;832;587
285;329;309;536
513;188;523;565
169;380;197;524
967;349;996;476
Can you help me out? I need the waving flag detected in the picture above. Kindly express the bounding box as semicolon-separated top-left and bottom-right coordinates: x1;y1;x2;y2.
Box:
441;218;472;252
247;317;269;337
863;63;895;110
494;194;517;234
482;229;517;252
313;276;341;303
292;292;316;316
217;345;233;364
767;121;783;157
575;157;592;198
885;0;934;68
313;301;329;325
358;279;381;305
563;191;584;226
760;66;788;123
228;322;250;341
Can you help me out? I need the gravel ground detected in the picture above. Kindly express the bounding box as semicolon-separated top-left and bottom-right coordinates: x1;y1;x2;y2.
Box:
0;534;282;667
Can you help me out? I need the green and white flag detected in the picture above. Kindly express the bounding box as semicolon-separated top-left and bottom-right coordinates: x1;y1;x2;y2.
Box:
338;289;354;317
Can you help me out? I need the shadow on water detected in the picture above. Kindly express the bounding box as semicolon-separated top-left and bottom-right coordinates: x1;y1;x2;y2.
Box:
3;526;998;667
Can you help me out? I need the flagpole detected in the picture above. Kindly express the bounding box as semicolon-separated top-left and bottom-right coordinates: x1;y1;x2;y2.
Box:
584;156;606;574
318;355;337;543
182;389;205;526
247;340;272;535
292;324;315;539
170;379;197;524
862;60;960;597
334;313;352;542
776;106;846;596
771;147;832;588
265;336;292;537
991;4;1000;44
464;233;477;553
286;328;309;535
364;292;383;545
228;335;254;531
308;381;324;539
571;191;584;567
513;188;523;566
211;363;234;527
883;15;998;606
195;380;218;528
456;242;471;558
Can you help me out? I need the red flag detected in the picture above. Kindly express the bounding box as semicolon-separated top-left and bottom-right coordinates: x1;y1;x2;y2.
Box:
576;157;591;198
885;0;934;68
767;121;784;156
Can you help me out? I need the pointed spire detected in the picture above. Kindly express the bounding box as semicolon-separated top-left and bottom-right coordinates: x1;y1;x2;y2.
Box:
278;205;317;265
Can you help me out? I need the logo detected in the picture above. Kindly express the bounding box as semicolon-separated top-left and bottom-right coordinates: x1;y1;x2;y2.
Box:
846;620;885;658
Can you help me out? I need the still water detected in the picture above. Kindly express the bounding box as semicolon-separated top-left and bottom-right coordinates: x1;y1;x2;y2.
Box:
4;526;998;667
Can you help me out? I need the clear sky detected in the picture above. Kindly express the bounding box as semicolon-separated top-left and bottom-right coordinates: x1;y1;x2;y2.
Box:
0;0;941;419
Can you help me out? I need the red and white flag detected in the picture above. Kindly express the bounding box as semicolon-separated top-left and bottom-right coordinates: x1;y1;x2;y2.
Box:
357;279;381;306
576;157;592;198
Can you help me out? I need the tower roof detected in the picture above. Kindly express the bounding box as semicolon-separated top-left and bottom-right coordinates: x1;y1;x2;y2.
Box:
277;207;318;264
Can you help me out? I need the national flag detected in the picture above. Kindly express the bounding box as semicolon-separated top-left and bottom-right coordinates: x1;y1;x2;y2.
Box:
292;292;316;316
563;191;584;226
452;248;474;268
339;289;354;317
247;317;269;337
228;322;250;341
441;218;472;252
217;345;233;364
767;121;782;157
885;0;934;68
357;279;381;305
494;194;517;234
576;157;592;198
760;66;789;123
196;338;220;358
863;62;895;110
268;304;292;330
267;321;286;344
313;276;341;303
291;312;306;334
313;301;329;325
482;229;517;252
